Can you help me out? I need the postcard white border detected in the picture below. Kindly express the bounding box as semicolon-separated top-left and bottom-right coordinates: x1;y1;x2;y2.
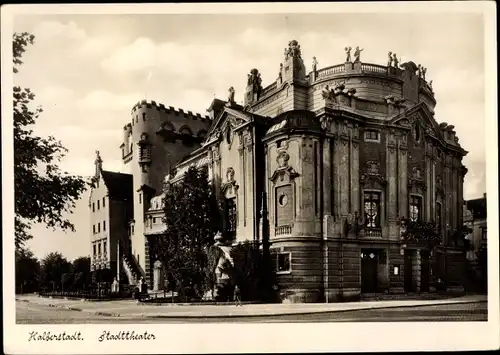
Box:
2;2;499;353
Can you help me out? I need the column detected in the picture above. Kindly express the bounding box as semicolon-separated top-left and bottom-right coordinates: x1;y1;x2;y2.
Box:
398;139;408;219
323;138;332;215
387;140;398;220
339;135;350;217
350;129;360;215
245;131;254;238
425;157;431;221
238;143;246;227
332;138;341;221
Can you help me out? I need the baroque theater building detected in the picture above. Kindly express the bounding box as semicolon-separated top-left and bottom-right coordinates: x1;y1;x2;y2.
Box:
89;40;468;302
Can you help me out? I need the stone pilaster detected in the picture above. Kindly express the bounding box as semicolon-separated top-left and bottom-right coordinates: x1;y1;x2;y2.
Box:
244;130;254;236
238;136;246;227
339;132;350;217
295;136;315;236
397;136;408;233
350;125;360;215
425;157;432;221
432;159;436;220
332;138;341;222
323;138;332;215
387;131;398;237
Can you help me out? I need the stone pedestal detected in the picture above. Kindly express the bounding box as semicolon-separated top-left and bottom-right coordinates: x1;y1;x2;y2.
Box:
153;260;164;292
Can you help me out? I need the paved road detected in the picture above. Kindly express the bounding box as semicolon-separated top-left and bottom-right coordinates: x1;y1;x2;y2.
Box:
16;300;487;323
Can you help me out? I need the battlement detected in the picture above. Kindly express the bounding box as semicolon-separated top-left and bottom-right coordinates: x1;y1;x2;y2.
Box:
130;99;211;123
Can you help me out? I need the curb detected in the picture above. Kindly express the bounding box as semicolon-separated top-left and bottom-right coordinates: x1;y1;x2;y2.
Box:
137;299;488;319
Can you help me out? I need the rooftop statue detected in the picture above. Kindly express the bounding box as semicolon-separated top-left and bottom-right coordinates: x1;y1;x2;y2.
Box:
247;68;263;98
392;53;399;68
417;64;423;78
285;40;302;59
227;86;235;104
354;46;364;62
312;56;318;72
345;46;352;62
387;52;393;67
422;67;427;80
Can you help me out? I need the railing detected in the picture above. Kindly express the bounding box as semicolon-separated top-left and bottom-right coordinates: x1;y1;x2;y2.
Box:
361;63;388;75
364;228;382;238
316;64;345;79
260;82;278;97
275;225;292;236
122;255;138;286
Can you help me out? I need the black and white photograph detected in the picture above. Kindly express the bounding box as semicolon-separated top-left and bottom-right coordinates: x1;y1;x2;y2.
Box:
2;2;498;354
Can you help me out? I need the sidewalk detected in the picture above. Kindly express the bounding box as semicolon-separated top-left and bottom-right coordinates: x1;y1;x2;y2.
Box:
16;294;487;319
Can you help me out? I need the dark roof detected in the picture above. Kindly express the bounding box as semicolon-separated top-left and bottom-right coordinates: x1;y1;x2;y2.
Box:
207;98;226;113
466;195;487;220
265;110;322;137
101;170;133;200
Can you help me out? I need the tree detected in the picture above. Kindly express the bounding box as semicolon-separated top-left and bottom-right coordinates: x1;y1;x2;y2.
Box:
72;256;91;290
153;166;222;299
15;248;41;294
218;241;278;303
13;32;88;251
40;252;72;291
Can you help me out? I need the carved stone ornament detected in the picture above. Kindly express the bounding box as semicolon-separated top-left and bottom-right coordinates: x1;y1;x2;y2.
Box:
366;160;380;175
412;166;423;180
320;116;333;131
226;167;235;182
276;151;290;168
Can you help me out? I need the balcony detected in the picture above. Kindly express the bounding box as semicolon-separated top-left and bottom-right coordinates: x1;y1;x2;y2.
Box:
275;225;292;236
364;228;382;238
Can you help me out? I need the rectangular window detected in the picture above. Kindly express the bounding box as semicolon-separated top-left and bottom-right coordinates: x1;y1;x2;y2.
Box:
93;225;96;234
103;241;107;254
364;130;380;142
98;243;101;254
97;200;100;210
276;252;291;273
93;244;96;255
131;225;135;235
92;203;95;212
98;222;101;233
103;221;106;232
226;198;237;236
410;195;423;222
103;197;105;208
364;192;381;228
139;193;142;204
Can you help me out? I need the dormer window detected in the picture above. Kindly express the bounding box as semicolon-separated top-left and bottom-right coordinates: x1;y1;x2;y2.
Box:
364;130;380;142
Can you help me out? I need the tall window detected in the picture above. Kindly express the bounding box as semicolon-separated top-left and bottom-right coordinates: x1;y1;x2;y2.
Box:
103;241;107;254
410;195;423;222
102;197;106;208
97;200;100;210
98;222;101;233
92;203;95;212
364;192;381;228
93;225;96;234
436;202;442;228
98;243;101;254
93;244;96;255
103;221;106;232
226;198;237;237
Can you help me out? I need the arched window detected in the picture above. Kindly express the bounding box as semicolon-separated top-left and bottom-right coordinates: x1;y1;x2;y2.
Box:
364;192;381;228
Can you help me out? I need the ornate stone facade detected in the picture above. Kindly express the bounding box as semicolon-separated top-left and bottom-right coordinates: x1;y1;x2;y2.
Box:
95;41;468;301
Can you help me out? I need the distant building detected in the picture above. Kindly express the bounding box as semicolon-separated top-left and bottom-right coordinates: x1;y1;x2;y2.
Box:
89;40;469;302
463;193;487;259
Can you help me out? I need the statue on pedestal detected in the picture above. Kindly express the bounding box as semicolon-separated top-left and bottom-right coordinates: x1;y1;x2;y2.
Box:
312;56;318;72
387;51;393;67
429;80;433;91
422;67;427;80
392;53;399;68
227;86;235;104
345;46;352;62
417;64;422;78
354;46;364;62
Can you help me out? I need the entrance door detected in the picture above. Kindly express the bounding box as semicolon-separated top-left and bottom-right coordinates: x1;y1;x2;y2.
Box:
361;249;378;293
404;250;415;292
420;250;430;292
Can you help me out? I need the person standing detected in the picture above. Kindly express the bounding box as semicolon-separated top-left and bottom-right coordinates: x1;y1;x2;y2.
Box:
234;285;242;306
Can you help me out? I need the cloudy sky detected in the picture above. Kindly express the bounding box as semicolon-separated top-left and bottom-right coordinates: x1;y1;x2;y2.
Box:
9;7;488;261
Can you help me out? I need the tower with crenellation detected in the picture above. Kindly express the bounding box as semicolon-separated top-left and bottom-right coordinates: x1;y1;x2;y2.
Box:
120;99;211;283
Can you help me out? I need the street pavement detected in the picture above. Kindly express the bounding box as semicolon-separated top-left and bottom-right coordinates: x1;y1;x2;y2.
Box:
15;293;487;323
16;299;487;323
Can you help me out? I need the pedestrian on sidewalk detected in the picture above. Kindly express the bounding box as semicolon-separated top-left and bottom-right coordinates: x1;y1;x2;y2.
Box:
234;285;242;306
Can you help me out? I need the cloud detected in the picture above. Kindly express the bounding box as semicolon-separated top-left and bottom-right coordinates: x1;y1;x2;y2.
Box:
33;20;87;43
100;37;157;74
77;90;143;111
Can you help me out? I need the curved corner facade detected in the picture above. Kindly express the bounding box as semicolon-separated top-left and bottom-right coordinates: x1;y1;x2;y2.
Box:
91;41;468;302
